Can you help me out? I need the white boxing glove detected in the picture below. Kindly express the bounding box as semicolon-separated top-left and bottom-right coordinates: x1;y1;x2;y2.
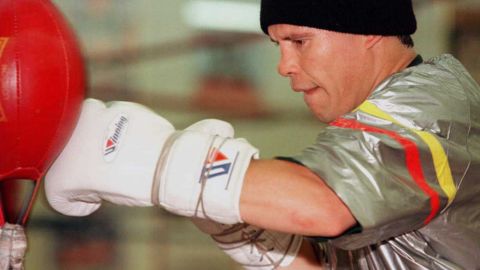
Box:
46;99;258;224
45;98;175;216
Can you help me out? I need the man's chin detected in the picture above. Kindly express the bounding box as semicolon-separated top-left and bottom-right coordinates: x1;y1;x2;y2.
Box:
308;109;332;123
315;115;332;123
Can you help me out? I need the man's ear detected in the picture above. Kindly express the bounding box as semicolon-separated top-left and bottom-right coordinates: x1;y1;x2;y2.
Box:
364;35;383;49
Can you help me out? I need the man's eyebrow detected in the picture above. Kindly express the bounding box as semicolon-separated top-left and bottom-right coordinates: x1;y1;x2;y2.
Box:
287;32;312;40
269;32;312;44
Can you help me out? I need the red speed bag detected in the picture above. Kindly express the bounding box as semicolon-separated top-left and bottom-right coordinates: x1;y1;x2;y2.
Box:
0;0;85;224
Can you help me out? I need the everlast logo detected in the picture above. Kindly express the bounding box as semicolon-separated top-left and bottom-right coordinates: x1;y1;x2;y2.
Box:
104;114;128;162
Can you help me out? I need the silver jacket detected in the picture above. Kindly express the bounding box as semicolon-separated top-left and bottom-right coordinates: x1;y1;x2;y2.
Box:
295;54;480;269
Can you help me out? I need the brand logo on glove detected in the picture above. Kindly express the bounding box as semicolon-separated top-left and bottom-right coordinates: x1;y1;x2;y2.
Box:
104;114;128;162
203;149;236;179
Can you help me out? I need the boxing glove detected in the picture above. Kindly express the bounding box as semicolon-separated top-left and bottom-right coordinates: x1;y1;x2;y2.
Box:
45;99;258;224
45;98;174;216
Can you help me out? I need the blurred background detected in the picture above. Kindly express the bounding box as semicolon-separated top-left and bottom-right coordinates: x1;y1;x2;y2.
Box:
26;0;480;269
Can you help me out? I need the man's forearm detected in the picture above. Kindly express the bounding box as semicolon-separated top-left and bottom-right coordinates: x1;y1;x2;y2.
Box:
240;159;356;236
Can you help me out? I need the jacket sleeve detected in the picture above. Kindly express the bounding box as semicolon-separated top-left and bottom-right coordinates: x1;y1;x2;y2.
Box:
294;82;473;250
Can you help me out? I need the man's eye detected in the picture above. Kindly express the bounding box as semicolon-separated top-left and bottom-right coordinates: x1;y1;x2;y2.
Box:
293;40;305;46
270;39;279;47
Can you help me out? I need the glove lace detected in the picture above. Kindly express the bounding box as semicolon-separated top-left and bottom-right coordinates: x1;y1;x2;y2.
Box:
211;223;298;269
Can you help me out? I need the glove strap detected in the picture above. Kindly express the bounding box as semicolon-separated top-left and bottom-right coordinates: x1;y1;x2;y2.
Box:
152;130;258;224
194;135;230;219
151;131;183;206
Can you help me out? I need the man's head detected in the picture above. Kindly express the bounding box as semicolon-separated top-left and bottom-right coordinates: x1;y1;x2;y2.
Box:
260;0;417;122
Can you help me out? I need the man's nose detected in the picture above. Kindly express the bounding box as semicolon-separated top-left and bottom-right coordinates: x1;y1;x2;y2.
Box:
277;47;298;77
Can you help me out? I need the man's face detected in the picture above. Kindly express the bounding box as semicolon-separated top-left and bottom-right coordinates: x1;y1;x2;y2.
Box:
268;24;374;123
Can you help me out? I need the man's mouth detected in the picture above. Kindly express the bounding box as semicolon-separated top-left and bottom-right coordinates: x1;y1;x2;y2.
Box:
293;86;319;94
303;87;318;95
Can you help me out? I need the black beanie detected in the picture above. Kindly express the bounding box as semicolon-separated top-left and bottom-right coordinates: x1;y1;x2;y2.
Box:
260;0;417;36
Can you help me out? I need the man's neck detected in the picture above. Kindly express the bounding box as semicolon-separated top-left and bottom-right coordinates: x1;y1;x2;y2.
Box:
371;38;418;91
